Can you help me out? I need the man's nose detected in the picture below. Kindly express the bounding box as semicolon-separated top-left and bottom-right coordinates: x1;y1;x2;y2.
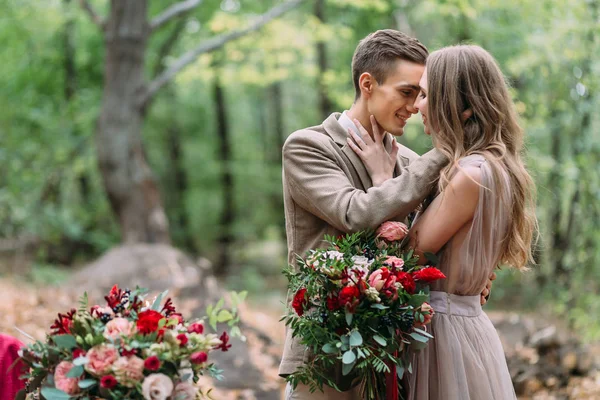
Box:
406;102;418;115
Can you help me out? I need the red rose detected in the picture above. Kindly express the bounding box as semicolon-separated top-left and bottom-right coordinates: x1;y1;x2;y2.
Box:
144;355;161;371
191;351;208;364
136;310;165;335
412;267;446;283
292;288;308;316
338;285;360;311
100;375;118;389
326;295;340;311
187;322;204;334
177;333;188;347
396;271;416;294
72;348;86;360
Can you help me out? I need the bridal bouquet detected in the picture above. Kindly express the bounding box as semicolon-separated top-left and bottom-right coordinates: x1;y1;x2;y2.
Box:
282;222;446;399
18;285;244;400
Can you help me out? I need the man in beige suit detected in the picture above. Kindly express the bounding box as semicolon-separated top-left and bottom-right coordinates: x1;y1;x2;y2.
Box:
280;30;490;399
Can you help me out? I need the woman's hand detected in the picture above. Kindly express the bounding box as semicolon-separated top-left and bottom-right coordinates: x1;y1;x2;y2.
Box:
346;115;399;186
480;271;497;306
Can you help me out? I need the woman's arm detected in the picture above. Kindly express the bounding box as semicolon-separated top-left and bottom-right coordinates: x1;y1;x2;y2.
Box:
409;166;481;264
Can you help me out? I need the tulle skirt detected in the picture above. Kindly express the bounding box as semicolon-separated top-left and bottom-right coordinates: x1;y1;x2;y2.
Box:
409;291;516;400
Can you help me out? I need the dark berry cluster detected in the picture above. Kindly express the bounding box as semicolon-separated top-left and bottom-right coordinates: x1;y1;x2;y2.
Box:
320;311;328;325
362;248;376;260
379;315;393;330
99;312;113;323
111;289;131;314
398;313;415;332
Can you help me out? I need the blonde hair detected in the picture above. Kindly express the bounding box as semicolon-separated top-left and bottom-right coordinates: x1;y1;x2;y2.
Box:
426;45;537;270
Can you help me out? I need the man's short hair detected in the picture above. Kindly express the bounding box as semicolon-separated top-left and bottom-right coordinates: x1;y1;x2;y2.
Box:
352;30;428;99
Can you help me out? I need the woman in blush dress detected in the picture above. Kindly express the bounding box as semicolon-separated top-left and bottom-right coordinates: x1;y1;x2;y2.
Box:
348;44;537;400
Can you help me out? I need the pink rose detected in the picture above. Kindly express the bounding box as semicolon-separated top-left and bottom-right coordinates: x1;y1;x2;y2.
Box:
383;256;405;271
113;356;145;387
104;317;135;341
173;382;198;400
142;373;174;400
416;302;435;327
376;221;409;242
85;344;119;376
54;361;80;395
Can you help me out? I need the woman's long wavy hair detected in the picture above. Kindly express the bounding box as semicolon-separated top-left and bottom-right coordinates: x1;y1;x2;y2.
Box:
427;45;537;270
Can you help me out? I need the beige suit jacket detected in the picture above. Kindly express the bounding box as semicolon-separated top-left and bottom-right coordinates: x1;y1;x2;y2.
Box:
279;112;447;377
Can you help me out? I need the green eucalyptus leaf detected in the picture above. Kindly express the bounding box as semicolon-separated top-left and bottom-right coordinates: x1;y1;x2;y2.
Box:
322;343;337;354
66;364;84;378
345;310;353;326
342;350;356;365
409;332;429;343
342;360;356;376
52;335;77;350
40;388;72;400
373;335;387;347
349;331;363;346
78;379;97;389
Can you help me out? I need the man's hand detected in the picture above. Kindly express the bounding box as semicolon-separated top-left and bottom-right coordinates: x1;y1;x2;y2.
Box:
480;271;497;306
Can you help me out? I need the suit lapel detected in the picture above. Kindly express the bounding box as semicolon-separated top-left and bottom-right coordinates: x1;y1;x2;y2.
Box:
323;113;372;190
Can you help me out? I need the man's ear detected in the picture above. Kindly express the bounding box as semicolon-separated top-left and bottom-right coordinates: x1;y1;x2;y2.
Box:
359;72;374;99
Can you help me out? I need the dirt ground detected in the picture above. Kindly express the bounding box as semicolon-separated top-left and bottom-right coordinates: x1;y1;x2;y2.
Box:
2;278;599;400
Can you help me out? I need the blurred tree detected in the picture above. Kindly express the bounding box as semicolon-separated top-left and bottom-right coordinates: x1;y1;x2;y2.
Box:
79;0;306;244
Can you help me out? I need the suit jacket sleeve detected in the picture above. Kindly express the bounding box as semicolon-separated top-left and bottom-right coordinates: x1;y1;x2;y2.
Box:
283;131;447;233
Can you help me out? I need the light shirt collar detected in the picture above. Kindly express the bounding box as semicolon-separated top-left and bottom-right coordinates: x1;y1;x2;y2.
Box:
338;111;360;136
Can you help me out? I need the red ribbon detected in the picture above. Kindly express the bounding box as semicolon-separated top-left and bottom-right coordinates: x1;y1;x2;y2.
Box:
385;351;399;400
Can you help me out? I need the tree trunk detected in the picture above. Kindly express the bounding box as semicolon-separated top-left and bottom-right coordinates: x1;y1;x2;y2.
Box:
97;0;170;244
214;65;234;277
314;0;333;120
166;123;197;252
268;82;286;236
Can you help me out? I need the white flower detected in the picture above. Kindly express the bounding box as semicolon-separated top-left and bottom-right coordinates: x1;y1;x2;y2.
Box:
351;255;371;266
325;251;345;261
142;373;174;400
365;287;381;303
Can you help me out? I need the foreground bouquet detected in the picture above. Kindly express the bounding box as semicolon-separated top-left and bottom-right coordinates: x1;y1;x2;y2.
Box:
18;286;245;400
282;222;446;399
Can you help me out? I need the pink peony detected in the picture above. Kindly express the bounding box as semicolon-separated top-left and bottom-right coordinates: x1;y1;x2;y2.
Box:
376;221;409;242
104;317;135;341
173;382;198;400
55;361;80;395
85;344;119;376
383;256;405;271
142;373;174;400
113;356;145;387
